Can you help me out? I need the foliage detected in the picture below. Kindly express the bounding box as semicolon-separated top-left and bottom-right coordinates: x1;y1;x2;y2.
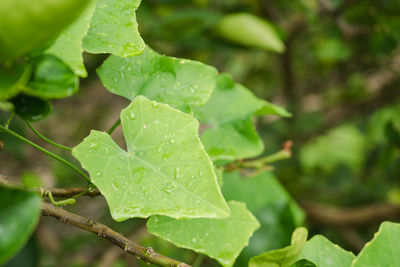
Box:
1;0;400;266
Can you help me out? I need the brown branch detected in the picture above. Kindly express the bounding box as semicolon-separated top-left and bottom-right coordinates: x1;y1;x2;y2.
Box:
0;175;100;197
301;201;400;227
41;202;190;267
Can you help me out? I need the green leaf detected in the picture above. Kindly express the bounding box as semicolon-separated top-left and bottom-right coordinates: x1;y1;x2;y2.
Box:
11;94;53;122
249;227;308;267
222;171;304;225
72;96;229;221
222;171;305;266
0;63;32;101
192;73;290;161
0;101;14;112
45;1;96;77
300;124;366;173
147;201;260;267
215;13;285;53
82;0;145;57
0;185;41;264
97;47;218;111
352;221;400;266
291;259;317;267
0;0;91;61
23;55;79;99
298;235;355;267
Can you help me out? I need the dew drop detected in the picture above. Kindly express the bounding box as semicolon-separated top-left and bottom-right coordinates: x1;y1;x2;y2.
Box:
199;171;204;176
96;171;103;177
152;102;160;108
104;147;109;154
170;139;175;144
89;142;98;149
192;238;197;243
129;112;136;120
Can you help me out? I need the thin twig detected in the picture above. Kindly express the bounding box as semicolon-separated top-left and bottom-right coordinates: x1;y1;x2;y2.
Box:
0;176;99;198
41;202;191;267
0;125;90;182
26;120;73;151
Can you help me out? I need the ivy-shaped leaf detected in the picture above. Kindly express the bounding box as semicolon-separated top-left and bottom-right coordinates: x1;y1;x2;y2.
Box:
45;1;96;77
192;73;290;161
82;0;145;57
298;235;355;267
97;46;218;111
215;13;285;53
0;185;41;264
72;96;229;221
147;201;260;267
249;227;308;267
23;55;79;99
352;221;400;266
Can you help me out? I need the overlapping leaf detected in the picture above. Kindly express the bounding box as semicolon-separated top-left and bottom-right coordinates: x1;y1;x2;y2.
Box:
0;186;41;264
72;96;229;221
192;74;291;161
147;201;260;267
222;171;305;266
82;0;145;57
97;46;218;111
11;94;53;122
46;1;96;77
0;63;31;101
352;221;400;266
298;235;355;267
23;55;79;99
0;0;91;61
249;227;308;267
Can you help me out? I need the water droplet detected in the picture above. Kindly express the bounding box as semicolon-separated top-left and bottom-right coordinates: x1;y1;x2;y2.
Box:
170;139;175;144
157;146;163;152
143;124;147;129
129;112;136;120
162;184;175;194
89;142;98;149
180;60;185;64
96;171;103;177
152;102;159;108
104;147;109;154
199;171;204;176
192;238;197;243
112;182;119;190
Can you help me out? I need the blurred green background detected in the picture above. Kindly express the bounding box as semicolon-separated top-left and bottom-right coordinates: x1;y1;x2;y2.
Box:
1;0;400;266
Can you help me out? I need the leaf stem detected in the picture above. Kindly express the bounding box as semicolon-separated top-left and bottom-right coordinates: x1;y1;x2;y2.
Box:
0;125;90;182
26;120;73;151
192;254;205;267
107;118;121;135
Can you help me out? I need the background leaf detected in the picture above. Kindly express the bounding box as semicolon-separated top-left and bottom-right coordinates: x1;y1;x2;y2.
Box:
0;63;32;101
0;186;41;264
23;55;79;99
0;0;91;61
11;94;52;122
215;13;285;53
82;0;145;57
193;73;290;161
147;201;260;267
72;96;229;221
222;171;304;266
97;46;218;111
